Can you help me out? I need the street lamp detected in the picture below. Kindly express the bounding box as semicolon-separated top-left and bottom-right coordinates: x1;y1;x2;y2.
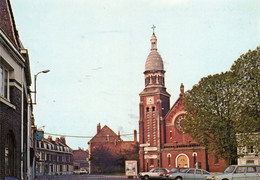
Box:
30;70;49;179
32;69;50;104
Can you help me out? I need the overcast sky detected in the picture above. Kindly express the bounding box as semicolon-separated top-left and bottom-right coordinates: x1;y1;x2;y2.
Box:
11;0;260;150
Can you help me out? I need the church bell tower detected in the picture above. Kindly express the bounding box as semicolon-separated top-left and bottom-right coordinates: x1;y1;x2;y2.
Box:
139;26;170;171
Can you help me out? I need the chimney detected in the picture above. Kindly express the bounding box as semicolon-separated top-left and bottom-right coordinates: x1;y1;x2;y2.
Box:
48;136;52;141
180;83;184;97
97;123;101;133
60;136;66;144
118;131;120;139
134;130;137;143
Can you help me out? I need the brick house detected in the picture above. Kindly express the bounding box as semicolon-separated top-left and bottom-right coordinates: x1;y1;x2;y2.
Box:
138;30;226;173
72;148;89;171
0;0;34;179
88;123;138;174
35;136;73;177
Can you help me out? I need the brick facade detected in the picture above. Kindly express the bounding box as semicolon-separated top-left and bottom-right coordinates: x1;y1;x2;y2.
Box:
0;0;33;179
139;31;226;173
35;136;73;177
0;87;23;180
88;124;138;174
72;148;89;171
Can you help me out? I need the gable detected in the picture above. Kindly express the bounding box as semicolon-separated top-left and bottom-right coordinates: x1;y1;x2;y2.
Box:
165;96;185;125
0;0;20;47
89;125;122;143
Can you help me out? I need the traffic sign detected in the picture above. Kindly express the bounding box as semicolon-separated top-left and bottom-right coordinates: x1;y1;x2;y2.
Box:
140;143;150;147
144;155;157;159
144;147;157;151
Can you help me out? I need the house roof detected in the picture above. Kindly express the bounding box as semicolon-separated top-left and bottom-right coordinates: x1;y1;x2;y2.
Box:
89;125;122;143
0;0;21;48
164;83;185;120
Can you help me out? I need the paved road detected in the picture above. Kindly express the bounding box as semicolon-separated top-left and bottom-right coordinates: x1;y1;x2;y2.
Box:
36;174;141;180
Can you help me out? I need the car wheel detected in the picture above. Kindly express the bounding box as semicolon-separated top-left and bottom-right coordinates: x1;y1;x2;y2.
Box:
175;177;182;180
144;175;149;180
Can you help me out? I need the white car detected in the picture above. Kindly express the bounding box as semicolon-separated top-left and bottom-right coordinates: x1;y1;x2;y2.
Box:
205;165;260;180
167;168;210;180
139;168;170;180
73;168;88;174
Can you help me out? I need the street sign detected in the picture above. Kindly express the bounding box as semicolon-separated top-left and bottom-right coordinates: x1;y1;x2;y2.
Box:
144;147;157;151
144;155;158;159
35;130;44;141
140;143;150;147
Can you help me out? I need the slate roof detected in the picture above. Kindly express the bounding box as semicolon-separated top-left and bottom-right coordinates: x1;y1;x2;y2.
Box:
0;0;20;48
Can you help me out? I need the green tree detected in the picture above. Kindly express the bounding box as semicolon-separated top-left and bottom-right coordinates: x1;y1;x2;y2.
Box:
231;47;260;134
231;47;260;156
91;146;125;174
184;72;238;165
184;47;260;165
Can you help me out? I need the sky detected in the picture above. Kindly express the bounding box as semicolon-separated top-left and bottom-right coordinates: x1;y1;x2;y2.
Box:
10;0;260;150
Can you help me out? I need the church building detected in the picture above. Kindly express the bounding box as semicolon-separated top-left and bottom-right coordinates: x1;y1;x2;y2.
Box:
138;27;226;172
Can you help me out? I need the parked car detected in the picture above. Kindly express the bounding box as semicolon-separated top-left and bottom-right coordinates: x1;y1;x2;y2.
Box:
161;168;180;179
205;164;260;180
73;168;88;174
166;168;210;180
139;168;170;180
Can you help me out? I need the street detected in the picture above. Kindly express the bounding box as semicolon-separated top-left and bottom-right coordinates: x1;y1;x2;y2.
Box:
36;174;141;180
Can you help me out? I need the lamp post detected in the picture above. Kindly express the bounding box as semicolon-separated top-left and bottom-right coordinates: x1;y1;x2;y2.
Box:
32;69;50;104
30;69;50;179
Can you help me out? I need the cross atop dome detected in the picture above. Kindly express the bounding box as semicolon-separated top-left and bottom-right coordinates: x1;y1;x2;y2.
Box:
150;25;157;51
151;24;156;34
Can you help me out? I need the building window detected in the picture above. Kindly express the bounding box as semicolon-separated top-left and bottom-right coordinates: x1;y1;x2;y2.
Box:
150;159;154;166
167;154;171;166
146;108;150;143
0;65;9;99
5;131;15;177
106;135;109;141
246;160;255;165
170;131;172;140
215;156;219;164
247;146;254;154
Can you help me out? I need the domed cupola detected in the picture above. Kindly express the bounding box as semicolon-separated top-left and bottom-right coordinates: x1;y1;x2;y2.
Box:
145;26;164;72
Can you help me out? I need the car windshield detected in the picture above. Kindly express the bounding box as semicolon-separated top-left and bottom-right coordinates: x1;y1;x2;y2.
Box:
150;168;156;172
224;166;236;173
180;168;189;173
170;168;178;173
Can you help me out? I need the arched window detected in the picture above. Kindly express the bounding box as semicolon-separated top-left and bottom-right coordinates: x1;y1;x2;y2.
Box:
5;131;16;177
167;153;172;166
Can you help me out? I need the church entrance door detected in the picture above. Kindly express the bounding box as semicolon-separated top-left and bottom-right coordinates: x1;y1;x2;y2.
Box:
177;155;189;168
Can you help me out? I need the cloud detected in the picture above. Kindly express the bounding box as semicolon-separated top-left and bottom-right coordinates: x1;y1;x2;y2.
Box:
98;30;121;34
128;113;138;119
92;67;103;71
149;0;188;6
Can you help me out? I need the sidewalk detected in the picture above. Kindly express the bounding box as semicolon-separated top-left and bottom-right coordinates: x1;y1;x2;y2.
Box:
35;174;131;180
